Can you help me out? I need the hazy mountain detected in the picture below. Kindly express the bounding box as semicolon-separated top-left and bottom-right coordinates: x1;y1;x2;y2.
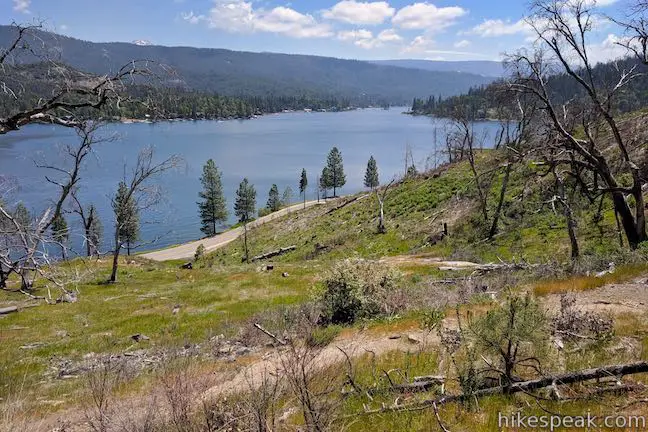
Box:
0;26;496;104
370;60;506;78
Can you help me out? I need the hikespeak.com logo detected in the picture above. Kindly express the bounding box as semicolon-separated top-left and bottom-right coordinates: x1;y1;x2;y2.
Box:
499;411;646;430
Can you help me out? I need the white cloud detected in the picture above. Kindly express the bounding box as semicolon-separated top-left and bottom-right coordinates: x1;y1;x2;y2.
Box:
404;35;435;53
377;29;403;42
60;24;69;31
337;29;373;41
469;18;531;37
454;39;470;48
184;0;332;39
588;33;630;63
322;1;395;25
392;3;467;31
13;0;31;14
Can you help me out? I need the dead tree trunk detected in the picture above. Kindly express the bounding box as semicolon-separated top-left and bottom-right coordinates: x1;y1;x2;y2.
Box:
489;162;512;239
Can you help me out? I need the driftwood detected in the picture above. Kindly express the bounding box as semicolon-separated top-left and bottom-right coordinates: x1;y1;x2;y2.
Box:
0;306;18;315
253;323;286;345
251;246;296;262
357;361;648;416
343;376;445;397
325;194;369;215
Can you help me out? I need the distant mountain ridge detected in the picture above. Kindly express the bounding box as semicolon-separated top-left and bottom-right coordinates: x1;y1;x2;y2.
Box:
0;26;496;104
370;59;506;78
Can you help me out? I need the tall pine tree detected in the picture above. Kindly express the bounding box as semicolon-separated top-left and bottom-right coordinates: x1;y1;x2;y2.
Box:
266;184;281;212
198;159;228;236
113;181;139;256
364;156;379;190
320;167;331;199
234;178;256;262
86;205;102;256
299;168;308;208
325;147;346;197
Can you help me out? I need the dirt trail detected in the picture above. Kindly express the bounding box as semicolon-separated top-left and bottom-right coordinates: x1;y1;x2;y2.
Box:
141;198;339;261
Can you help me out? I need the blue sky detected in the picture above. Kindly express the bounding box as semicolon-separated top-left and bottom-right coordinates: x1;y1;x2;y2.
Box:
3;0;629;61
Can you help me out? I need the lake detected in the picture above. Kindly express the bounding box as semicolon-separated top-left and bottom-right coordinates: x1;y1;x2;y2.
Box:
0;108;500;254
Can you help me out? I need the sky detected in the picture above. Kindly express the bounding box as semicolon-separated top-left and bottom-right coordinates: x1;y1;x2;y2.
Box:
1;0;633;62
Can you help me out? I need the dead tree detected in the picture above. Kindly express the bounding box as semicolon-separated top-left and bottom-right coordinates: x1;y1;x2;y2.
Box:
0;122;103;294
376;179;396;234
507;0;647;248
109;148;181;283
0;23;169;135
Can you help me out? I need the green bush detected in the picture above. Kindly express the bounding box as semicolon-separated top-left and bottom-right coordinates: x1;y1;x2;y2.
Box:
315;259;402;324
307;325;342;347
258;207;272;217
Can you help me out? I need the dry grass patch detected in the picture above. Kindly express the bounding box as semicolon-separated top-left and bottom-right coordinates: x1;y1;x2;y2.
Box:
533;264;648;296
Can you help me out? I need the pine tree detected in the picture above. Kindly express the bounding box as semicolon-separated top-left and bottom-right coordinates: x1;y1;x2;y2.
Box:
113;181;139;256
281;186;293;207
13;202;30;228
320;167;331;199
86;204;103;256
234;178;256;262
299;168;308;209
50;213;69;260
198;159;228;237
364;156;379;190
267;184;281;212
325;147;346;197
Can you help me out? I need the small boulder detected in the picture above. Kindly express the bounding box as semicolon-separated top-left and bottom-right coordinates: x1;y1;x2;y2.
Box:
181;262;193;270
265;265;274;271
407;334;421;344
131;334;150;343
282;272;290;278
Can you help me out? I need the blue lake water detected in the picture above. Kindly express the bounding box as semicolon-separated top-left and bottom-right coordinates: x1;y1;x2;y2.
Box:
0;108;500;254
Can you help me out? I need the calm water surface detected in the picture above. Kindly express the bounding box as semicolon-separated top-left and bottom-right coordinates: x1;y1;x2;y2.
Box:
0;108;499;253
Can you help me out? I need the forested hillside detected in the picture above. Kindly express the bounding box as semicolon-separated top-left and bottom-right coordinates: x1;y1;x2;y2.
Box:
411;57;648;118
0;26;495;105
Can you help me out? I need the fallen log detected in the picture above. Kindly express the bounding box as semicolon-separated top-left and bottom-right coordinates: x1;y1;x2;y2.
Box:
325;194;369;215
251;246;296;262
0;306;18;315
355;361;648;416
343;377;445;397
253;323;286;345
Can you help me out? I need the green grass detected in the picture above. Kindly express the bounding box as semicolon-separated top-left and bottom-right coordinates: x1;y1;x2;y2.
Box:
0;257;319;407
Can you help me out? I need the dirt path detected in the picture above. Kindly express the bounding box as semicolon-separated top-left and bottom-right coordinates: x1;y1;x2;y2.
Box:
141;199;338;261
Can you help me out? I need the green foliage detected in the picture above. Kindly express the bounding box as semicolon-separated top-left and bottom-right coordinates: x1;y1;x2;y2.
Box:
281;186;294;207
299;168;308;198
307;325;342;347
324;147;346;196
364;156;379;189
50;213;69;244
320;166;331;198
266;184;281;212
12;202;30;227
194;244;206;262
112;181;139;247
420;308;445;333
198;159;228;236
315;260;402;324
234;178;256;223
86;204;103;256
258;207;272;218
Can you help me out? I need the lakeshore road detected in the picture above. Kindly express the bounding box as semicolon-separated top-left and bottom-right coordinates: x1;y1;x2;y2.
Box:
140;199;335;261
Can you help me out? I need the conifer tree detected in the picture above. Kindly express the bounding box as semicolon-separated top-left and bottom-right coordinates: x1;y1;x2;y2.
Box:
325;147;346;197
13;202;30;228
299;168;308;208
50;213;69;260
113;181;139;256
320;167;331;199
281;186;293;207
198;159;228;237
86;205;102;256
267;184;281;212
234;178;256;262
364;156;379;190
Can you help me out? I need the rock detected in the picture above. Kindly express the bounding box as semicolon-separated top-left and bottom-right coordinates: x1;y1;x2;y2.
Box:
20;342;47;350
265;265;274;271
58;292;78;303
235;346;251;356
172;305;181;314
130;334;150;343
388;335;401;340
282;272;290;278
181;262;193;270
55;330;69;338
407;334;421;344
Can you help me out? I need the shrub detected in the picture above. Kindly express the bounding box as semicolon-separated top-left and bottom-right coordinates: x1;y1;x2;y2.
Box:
194;244;206;262
315;259;402;324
